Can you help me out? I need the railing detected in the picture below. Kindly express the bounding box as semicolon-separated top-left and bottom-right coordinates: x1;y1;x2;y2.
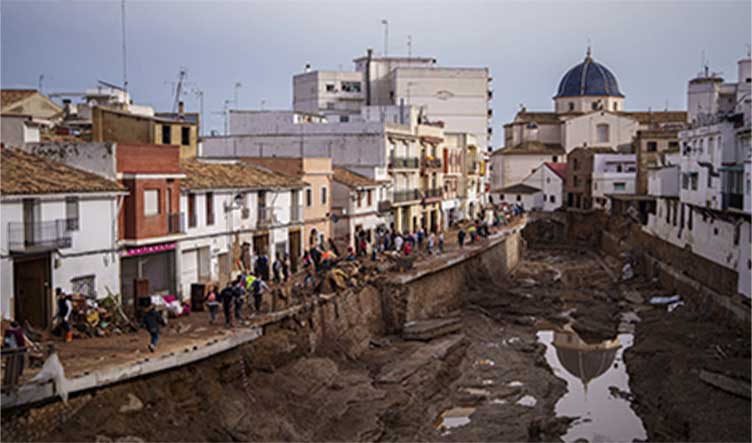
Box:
422;188;443;199
65;218;79;231
257;206;277;227
7;219;72;253
722;193;744;210
389;156;420;169
168;213;185;234
393;189;421;203
377;200;392;213
422;158;443;169
291;204;303;222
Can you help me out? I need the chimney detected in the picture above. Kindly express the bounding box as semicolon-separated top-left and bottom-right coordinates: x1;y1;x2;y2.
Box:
178;101;185;115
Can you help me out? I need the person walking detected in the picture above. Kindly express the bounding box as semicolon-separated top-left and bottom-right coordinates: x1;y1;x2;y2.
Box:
427;232;436;255
394;233;404;253
233;277;246;322
250;277;271;316
273;254;282;283
458;229;466;249
220;282;235;328
205;285;220;325
55;288;73;343
438;231;445;254
282;253;290;282
142;304;166;352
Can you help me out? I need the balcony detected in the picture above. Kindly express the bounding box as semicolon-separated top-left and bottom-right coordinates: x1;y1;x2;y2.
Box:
722;193;744;210
389;156;420;169
257;206;277;227
377;200;392;213
168;213;185;234
421;157;443;171
393;189;421;204
467;161;479;174
422;188;443;203
291;204;303;223
7;219;72;253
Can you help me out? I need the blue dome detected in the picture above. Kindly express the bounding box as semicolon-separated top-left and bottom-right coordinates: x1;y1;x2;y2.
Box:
555;51;623;98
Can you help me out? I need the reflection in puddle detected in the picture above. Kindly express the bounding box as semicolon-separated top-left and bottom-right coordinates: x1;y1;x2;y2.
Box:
434;407;475;431
537;327;647;443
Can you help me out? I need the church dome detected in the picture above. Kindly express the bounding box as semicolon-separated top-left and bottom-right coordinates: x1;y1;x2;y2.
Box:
555;49;624;98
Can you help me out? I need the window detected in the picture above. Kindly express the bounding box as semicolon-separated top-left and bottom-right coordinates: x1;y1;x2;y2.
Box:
65;197;79;231
549;195;556;203
71;275;96;298
326;102;335;110
500;194;505;201
553;156;558;162
592;101;599;110
341;81;361;92
325;83;335;92
647;141;658;152
568;102;574;112
306;189;312;207
573;159;579;170
367;190;372;206
241;193;249;219
616;164;623;173
546;177;551;184
162;125;171;144
181;127;190;145
713;227;719;236
613;102;618;111
516;195;521;201
690;173;698;191
573;176;580;187
206;192;214;225
356;191;362;208
682;173;689;189
321;186;327;204
669;141;679;150
597;124;609;143
665;201;670;223
614;182;626;191
680;203;685;229
688;206;693;230
188;193;196;227
339;115;349;123
672;201;678;226
144;189;160;216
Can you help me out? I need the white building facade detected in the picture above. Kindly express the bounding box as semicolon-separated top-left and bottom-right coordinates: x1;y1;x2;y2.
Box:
591;153;637;209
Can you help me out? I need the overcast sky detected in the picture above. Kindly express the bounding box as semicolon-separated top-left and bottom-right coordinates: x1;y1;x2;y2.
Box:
2;1;750;144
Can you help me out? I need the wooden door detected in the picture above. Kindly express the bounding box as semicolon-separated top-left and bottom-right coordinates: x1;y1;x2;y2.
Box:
288;230;300;273
14;255;51;329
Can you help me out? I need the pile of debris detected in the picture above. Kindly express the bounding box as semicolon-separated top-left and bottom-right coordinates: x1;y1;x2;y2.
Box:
68;293;138;339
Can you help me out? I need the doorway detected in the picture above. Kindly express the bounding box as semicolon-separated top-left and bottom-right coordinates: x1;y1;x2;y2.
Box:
288;230;301;272
13;254;52;329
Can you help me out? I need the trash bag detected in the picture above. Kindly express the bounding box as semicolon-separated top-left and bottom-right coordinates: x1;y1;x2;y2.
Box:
31;351;70;403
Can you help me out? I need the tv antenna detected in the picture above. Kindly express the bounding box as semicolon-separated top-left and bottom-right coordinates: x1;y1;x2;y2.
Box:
121;0;128;92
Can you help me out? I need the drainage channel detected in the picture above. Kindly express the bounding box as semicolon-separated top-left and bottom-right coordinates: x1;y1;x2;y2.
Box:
536;321;646;443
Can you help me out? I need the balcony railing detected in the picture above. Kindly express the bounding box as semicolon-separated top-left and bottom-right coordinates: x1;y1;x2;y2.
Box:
422;188;443;200
377;200;392;213
168;213;185;234
257;206;277;227
393;189;421;203
389;156;420;169
291;204;303;222
722;193;744;210
421;158;443;170
7;219;72;253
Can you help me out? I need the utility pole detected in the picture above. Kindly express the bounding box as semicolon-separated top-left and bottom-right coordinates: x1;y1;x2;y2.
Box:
223;99;231;135
121;0;128;92
381;19;389;57
38;74;44;93
407;35;412;61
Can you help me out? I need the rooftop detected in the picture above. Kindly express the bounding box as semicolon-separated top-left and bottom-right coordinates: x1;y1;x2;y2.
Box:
0;148;125;196
544;162;568;180
495;141;566;156
332;166;382;189
180;159;306;191
1;89;38;109
498;183;541;194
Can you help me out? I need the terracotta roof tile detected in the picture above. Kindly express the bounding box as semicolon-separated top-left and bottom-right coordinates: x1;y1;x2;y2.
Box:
0;148;125;195
180;159;306;191
621;111;687;125
544;162;568;179
332;166;381;189
497;141;565;156
1;89;38;109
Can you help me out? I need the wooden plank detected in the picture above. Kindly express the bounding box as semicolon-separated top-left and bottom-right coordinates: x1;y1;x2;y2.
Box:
699;370;751;399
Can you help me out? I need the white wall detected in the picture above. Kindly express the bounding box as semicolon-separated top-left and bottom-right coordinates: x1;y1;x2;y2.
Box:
1;194;121;319
563;112;639;152
520;165;563;211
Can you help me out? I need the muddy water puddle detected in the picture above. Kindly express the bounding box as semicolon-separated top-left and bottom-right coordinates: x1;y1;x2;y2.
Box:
537;327;647;442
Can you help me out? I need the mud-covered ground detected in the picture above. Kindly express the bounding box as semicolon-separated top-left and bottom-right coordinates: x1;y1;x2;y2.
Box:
4;246;749;442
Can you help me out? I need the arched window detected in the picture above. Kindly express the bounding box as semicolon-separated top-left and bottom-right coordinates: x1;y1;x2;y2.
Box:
613;102;618;111
568;102;574;112
597;124;609;143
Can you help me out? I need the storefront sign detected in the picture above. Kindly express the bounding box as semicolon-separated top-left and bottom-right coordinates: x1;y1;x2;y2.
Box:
121;242;176;257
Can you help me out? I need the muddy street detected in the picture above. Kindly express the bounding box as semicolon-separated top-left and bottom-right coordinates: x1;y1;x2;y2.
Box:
5;244;749;443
